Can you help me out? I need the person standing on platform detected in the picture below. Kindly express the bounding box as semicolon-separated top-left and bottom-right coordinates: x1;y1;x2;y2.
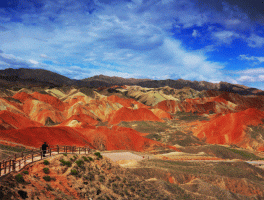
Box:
42;142;49;157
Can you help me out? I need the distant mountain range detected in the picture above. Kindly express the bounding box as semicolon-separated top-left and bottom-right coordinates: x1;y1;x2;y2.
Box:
0;68;262;95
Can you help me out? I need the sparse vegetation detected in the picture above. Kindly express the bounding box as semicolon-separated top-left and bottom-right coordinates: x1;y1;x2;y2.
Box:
22;171;29;174
15;173;25;183
43;160;50;165
45;184;54;191
70;169;78;175
75;159;84;167
82;156;89;161
43;168;50;174
43;176;51;182
94;152;102;159
2;153;264;200
88;157;94;161
59;159;72;167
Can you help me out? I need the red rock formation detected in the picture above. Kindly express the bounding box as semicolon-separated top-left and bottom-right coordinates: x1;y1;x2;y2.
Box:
151;108;172;119
108;107;164;125
77;126;177;152
13;92;35;103
107;95;149;109
193;108;264;145
0;127;92;148
31;92;66;111
155;96;236;115
0;98;24;115
23;99;65;125
58;114;98;128
0;110;41;130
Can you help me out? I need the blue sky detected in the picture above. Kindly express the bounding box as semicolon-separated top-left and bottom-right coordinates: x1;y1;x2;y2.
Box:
0;0;264;89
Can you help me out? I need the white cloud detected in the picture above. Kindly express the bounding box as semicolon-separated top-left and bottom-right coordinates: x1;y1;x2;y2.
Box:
237;75;256;82
239;55;264;63
247;34;264;48
192;29;199;38
212;31;240;44
234;68;264;84
0;0;261;84
258;75;264;81
28;59;39;65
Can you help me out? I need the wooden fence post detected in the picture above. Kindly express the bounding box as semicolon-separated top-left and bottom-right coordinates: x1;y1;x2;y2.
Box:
4;161;6;174
57;145;59;154
9;159;11;173
84;147;86;154
50;148;52;157
40;150;43;160
66;146;67;154
12;160;16;171
72;146;73;154
79;147;81;154
31;150;34;162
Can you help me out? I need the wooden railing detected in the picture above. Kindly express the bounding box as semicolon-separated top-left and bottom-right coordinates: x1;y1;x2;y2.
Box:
0;145;91;177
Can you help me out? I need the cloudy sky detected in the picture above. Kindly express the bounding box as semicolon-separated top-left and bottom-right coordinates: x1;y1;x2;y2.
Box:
0;0;264;89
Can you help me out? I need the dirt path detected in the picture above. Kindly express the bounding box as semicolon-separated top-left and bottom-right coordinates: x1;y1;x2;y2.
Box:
101;152;150;162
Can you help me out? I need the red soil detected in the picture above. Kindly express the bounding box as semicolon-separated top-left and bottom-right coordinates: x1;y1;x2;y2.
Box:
31;92;65;111
22;99;65;125
0;127;92;148
107;95;149;109
151;108;172;119
0;110;41;130
0;125;178;152
257;147;264;152
13;92;35;103
155;97;234;115
76;126;177;152
59;114;98;127
154;100;178;113
108;107;164;125
193;108;264;145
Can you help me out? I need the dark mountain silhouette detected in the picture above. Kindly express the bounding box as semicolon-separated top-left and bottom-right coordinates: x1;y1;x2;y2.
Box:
0;68;262;95
82;74;151;85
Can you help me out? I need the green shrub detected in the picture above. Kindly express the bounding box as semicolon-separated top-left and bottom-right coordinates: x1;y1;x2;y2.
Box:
70;169;78;175
22;171;29;174
75;159;84;167
43;168;50;174
43;160;50;165
43;176;51;182
63;153;67;156
70;158;74;161
88;157;94;161
82;156;89;162
59;159;72;167
94;152;102;159
15;173;25;183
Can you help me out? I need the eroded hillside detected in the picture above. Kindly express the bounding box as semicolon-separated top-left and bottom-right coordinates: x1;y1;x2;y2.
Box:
1;152;264;200
1;85;264;153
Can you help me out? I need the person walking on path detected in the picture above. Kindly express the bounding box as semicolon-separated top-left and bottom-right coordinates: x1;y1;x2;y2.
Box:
41;142;49;157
